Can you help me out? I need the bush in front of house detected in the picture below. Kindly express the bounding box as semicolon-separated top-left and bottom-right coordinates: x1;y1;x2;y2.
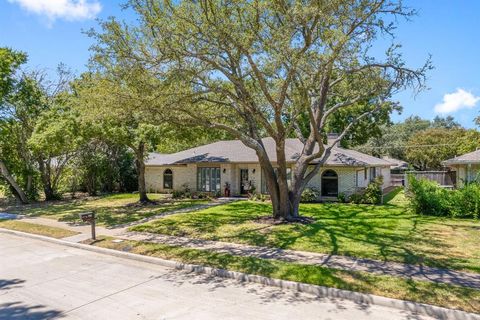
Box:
448;182;480;219
349;177;384;205
407;175;450;216
407;175;480;219
301;187;320;203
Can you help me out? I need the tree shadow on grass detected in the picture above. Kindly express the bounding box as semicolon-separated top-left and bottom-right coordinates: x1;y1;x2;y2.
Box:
131;200;479;272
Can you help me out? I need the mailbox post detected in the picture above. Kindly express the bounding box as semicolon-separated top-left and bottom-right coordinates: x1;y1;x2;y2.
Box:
79;212;96;240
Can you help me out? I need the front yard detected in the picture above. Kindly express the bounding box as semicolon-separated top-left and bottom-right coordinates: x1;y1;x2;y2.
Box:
91;236;480;313
4;193;209;227
131;191;480;273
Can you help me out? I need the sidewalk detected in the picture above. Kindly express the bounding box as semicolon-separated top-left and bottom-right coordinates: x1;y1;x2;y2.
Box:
6;209;480;290
117;231;480;290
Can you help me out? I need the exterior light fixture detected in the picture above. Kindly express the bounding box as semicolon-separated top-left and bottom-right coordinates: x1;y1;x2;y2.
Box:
252;169;256;174
223;168;226;173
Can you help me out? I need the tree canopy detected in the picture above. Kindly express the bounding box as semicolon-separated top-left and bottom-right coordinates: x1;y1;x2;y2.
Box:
90;0;430;219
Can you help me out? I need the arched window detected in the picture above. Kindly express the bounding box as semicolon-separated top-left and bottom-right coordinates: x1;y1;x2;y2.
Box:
163;169;173;189
321;169;338;197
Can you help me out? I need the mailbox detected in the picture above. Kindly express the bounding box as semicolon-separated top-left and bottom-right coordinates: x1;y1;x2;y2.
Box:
79;212;95;222
79;212;96;240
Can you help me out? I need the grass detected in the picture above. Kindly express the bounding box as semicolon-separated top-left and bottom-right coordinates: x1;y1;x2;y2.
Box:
130;190;480;273
89;236;480;314
0;220;78;238
5;193;209;227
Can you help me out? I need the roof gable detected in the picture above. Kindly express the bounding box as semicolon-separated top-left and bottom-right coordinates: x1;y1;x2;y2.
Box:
443;149;480;165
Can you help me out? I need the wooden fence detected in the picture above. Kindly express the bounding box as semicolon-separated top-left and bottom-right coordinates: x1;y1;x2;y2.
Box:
391;174;405;186
404;171;456;189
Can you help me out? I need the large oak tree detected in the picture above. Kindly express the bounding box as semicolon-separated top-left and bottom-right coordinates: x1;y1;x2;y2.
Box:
91;0;430;219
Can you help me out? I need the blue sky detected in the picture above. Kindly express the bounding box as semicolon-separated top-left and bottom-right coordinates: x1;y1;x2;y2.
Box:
1;0;479;128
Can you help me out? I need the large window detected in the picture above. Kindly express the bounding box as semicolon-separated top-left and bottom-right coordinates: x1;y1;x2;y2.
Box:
163;169;173;189
197;167;221;192
370;167;376;181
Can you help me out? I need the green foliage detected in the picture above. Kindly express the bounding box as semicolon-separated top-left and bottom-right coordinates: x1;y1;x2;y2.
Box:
404;128;480;170
350;177;383;204
357;115;480;169
449;183;480;219
300;187;319;203
356;116;431;159
64;142;137;196
130;198;480;274
407;175;480;218
407;175;451;216
0;47;27;101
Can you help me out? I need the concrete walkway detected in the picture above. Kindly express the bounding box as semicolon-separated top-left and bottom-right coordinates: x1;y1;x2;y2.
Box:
4;207;480;290
117;231;480;290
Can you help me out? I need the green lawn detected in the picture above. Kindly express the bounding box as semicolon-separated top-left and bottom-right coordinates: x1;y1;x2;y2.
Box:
0;220;79;238
7;193;209;227
130;191;480;273
90;236;480;313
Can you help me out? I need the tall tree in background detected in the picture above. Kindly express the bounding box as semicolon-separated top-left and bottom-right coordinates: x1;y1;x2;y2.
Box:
73;72;164;203
405;128;480;170
357;115;464;160
91;0;430;219
0;48;30;203
356;115;431;158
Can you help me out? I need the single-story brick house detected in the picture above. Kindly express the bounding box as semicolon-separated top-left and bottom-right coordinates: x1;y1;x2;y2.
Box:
145;137;392;200
443;149;480;187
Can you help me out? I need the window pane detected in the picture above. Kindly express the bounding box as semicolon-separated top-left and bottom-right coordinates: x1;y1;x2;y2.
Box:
216;168;221;191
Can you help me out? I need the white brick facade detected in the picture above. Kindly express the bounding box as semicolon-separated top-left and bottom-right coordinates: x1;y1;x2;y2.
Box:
146;163;391;200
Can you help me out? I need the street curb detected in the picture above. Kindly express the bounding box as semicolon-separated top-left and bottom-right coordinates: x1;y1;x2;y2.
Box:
1;228;479;320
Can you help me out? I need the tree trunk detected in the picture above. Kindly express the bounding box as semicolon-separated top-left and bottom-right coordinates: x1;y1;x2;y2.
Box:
257;148;315;221
37;158;57;201
0;159;29;204
135;142;150;203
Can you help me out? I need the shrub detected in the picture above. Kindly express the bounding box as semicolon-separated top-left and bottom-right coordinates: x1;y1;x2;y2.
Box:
248;193;268;202
172;189;185;199
337;193;347;203
449;182;480;218
362;176;383;204
348;193;363;204
349;177;383;205
407;175;451;216
301;187;319;203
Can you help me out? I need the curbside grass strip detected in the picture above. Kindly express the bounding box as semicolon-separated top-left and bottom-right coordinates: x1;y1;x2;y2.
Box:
1;227;478;320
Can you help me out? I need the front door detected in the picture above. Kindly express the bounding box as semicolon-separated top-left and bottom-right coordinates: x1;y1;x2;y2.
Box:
240;169;249;194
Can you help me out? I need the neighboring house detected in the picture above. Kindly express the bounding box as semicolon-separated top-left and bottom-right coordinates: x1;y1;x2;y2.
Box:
443;149;480;187
145;137;392;200
382;156;409;186
382;156;409;173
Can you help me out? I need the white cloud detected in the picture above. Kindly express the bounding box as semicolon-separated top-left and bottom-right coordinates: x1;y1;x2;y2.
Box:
8;0;101;22
434;88;480;114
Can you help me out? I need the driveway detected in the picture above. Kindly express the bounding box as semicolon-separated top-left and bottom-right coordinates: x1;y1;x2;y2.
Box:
0;233;433;320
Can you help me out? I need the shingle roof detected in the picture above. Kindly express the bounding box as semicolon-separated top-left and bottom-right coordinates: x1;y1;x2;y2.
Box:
382;156;409;169
443;149;480;165
146;138;391;167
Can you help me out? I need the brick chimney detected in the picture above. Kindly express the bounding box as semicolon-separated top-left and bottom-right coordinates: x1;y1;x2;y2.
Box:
327;133;340;146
